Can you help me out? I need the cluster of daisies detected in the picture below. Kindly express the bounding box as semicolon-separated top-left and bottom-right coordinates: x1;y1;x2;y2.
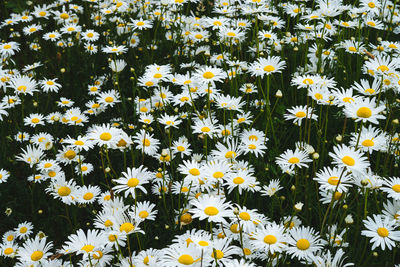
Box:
1;0;400;266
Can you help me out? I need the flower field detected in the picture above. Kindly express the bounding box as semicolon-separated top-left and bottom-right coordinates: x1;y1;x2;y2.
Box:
1;0;400;266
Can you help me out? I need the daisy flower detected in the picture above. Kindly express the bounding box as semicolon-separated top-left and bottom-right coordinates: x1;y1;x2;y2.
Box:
43;31;61;41
97;90;121;107
172;136;192;157
131;201;158;221
102;45;128;54
129;19;153;30
109;59;127;73
209;238;241;267
275;148;312;173
158;114;182;129
16;145;44;167
248;56;286;77
349;125;387;152
364;55;400;77
193;66;227;85
15;221;34;239
284;105;317;126
0;42;20;57
87;124;122;148
381;177;400;200
17;236;53;266
161;243;206;267
250;222;288;255
112;166;151;199
313;167;352;193
361;214;400;250
75;162;94;176
8;75;38;95
45;177;78;205
133;129;160;156
0;241;18;258
192;118;217;137
344;97;385;124
81;29;100;42
287;226;323;262
62;229;107;257
0;168;10;183
261;179;283;197
329;144;370;175
40;78;62;93
190;194;232;224
77;185;101;204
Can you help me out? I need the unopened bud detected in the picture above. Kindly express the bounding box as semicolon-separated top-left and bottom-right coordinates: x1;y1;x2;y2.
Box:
275;90;283;98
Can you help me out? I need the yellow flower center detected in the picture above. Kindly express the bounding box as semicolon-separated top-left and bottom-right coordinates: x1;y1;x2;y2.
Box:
153;73;162;79
227;32;236;37
58;186;71;196
20;227;27;233
348;46;357;52
356;107;372;118
100;132;112;141
343;97;354;103
177;145;185;152
83;192;94;200
367;21;376;27
225;151;236;159
239;212;250;221
127;178;139;187
248;144;257;150
377;65;389;72
120;222;134;233
392;184;400;193
81;245;94;253
93;250;103;259
233;177;244;184
104;220;113;227
328;176;339;185
296;238;310;250
341;156;355;166
31;118;40;123
362;139;374;147
263;65;275;72
31;251;43;261
178;254;194;265
143;138;151;147
295;111;306;118
75;140;84;146
315;93;323;100
211;250;224;259
203;72;214;79
65;150;76;159
137;21;145;26
368;2;375;8
303;78;314;84
213;171;224;179
139;211;149;218
108;234;117;242
4;248;13;255
60;13;69;19
264;235;277;244
195;34;203;39
288;157;300;164
204;206;219;216
201;126;210;132
189;168;200;176
230;224;239;233
377;227;389;237
44;163;52;168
